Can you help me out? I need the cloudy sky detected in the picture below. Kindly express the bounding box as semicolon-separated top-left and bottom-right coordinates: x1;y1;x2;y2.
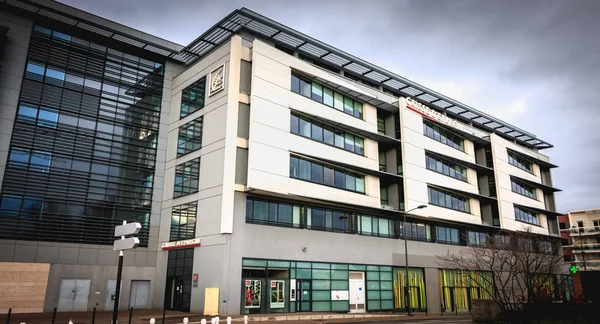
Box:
59;0;599;212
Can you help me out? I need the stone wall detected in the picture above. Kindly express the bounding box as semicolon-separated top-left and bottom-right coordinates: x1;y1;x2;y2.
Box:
0;262;50;313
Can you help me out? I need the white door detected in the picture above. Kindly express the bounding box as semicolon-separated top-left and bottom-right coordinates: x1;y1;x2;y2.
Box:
129;280;150;309
349;272;365;313
58;279;90;312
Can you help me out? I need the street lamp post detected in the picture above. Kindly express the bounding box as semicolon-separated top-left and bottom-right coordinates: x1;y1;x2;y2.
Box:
402;204;427;316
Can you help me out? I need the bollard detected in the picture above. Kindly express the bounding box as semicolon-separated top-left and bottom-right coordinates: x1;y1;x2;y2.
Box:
215;318;219;324
161;308;166;324
244;315;248;324
92;307;97;324
6;308;11;324
149;319;155;324
128;307;133;324
200;319;206;324
183;318;188;324
210;318;215;324
226;317;232;324
51;307;57;324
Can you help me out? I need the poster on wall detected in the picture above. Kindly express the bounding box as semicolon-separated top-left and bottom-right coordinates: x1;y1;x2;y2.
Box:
270;280;285;308
245;280;261;308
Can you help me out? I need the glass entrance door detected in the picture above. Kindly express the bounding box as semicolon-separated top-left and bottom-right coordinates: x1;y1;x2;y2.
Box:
165;276;185;311
296;280;311;312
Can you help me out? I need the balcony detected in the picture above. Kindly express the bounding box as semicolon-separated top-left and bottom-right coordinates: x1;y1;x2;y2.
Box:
561;226;600;236
565;243;600;253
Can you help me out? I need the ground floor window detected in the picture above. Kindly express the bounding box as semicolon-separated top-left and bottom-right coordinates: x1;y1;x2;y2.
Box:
392;268;427;311
438;269;492;313
241;258;396;314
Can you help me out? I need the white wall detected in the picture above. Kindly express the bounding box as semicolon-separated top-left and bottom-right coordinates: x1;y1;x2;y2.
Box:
490;133;551;235
399;97;482;225
246;40;383;208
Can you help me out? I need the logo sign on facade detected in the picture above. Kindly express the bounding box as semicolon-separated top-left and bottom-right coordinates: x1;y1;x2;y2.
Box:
405;97;471;134
208;64;225;96
161;238;201;250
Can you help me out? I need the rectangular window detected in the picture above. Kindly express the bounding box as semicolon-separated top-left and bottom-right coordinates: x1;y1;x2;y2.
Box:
290;156;364;193
180;77;206;117
290;113;365;155
399;221;432;242
423;120;464;151
427;187;470;213
177;116;204;157
467;231;487;246
437;226;460;245
511;178;537;200
170;202;197;241
508;150;533;173
291;74;363;119
514;207;539;225
380;187;388;205
377;116;386;135
425;154;467;181
174;158;200;198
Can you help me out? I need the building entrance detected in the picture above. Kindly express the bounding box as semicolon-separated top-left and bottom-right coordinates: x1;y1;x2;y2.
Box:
164;248;193;312
296;279;312;312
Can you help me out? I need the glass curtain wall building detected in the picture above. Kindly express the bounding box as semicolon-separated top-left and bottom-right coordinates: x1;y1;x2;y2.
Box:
1;24;164;245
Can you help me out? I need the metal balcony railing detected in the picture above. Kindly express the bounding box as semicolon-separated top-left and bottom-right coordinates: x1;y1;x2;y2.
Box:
561;227;600;235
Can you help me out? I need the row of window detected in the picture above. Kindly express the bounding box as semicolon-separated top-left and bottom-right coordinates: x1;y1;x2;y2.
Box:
289;156;365;194
514;207;539;225
33;26;162;72
508;150;533;173
9;147;52;173
291;74;363;119
26;60;161;108
511;179;537;200
423;121;464;151
425;154;467;182
427;187;471;213
290;114;365;155
247;198;495;247
246;198;450;241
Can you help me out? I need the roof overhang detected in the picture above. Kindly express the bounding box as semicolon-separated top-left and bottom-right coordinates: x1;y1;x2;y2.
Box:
1;0;186;61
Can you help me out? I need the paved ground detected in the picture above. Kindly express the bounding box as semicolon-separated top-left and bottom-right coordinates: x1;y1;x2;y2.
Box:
0;310;471;324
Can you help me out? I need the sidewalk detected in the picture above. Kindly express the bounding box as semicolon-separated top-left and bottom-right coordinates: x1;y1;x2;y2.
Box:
0;309;471;324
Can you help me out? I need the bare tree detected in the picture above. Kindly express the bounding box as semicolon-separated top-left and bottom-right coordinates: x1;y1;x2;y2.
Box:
437;227;566;316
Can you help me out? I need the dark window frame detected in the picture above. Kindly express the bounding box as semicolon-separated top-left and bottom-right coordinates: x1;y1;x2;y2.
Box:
174;158;200;198
177;116;204;157
291;73;363;119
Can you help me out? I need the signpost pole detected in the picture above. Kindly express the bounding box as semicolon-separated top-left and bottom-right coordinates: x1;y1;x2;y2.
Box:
112;221;126;324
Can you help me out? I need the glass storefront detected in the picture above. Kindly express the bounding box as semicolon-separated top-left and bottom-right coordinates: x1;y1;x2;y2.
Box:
438;269;492;313
392;267;427;311
241;258;396;314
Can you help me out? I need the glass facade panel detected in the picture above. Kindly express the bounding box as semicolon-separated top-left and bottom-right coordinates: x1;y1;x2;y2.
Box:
290;156;365;194
439;269;492;313
170;202;197;241
177;117;204;157
423;121;464;151
173;158;200;198
1;25;164;245
180;77;206;117
428;187;470;213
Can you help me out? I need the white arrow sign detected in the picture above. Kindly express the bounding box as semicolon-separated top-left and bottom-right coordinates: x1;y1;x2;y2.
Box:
114;222;142;237
113;237;140;251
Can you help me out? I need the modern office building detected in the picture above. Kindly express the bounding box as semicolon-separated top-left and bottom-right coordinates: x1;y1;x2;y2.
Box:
0;0;563;316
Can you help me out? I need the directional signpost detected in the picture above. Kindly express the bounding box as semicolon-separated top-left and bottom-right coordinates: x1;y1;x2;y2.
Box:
112;221;141;324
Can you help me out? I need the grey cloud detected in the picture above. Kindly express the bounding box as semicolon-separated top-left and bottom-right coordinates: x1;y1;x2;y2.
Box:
58;0;600;212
